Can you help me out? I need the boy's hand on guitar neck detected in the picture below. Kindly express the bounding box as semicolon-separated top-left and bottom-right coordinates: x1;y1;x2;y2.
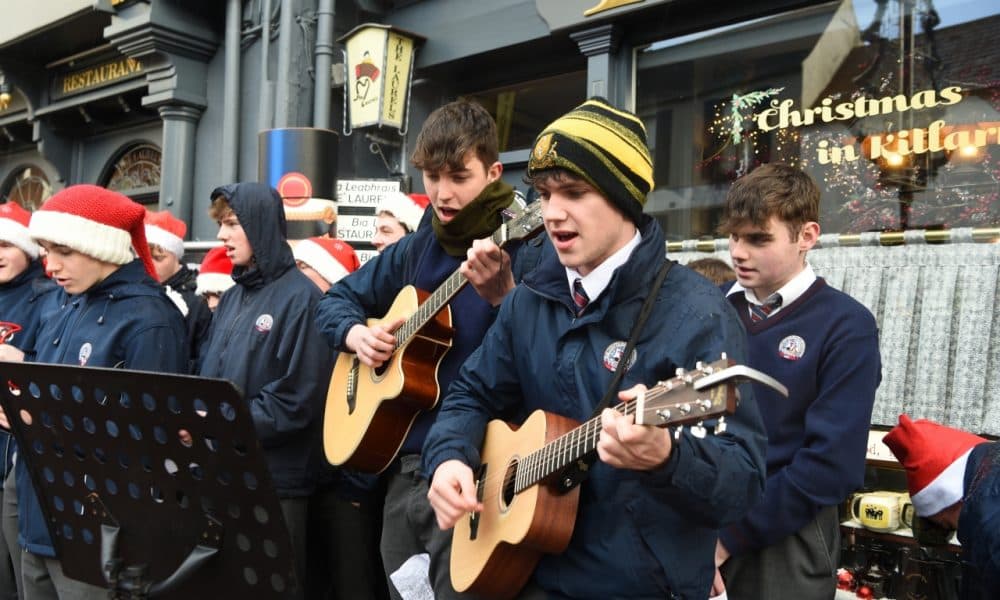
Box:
596;384;674;471
345;317;406;368
462;239;515;307
428;459;483;530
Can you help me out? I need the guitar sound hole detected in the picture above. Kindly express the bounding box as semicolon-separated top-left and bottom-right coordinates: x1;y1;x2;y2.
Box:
501;459;517;509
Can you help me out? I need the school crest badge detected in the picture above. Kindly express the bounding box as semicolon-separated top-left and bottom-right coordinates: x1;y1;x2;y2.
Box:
603;341;637;372
254;314;274;333
778;335;806;361
78;342;93;366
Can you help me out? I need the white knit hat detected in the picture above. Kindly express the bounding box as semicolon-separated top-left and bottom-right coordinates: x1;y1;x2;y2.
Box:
375;192;430;232
293;237;360;286
144;210;187;259
0;202;39;259
29;184;156;278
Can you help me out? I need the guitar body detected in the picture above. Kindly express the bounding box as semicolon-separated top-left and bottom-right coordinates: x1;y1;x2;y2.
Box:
451;410;581;599
324;285;453;473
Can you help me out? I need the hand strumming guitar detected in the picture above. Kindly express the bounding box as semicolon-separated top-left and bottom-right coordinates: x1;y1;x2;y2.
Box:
462;238;515;307
345;317;405;368
428;459;484;530
596;384;675;471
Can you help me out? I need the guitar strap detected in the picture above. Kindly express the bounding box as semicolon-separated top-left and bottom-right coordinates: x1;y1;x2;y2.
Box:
558;257;674;492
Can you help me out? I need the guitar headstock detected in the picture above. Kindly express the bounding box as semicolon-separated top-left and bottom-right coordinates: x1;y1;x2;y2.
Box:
634;355;788;429
495;201;544;246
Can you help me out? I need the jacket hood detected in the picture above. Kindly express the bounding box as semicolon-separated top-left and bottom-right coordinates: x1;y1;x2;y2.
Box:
210;182;295;285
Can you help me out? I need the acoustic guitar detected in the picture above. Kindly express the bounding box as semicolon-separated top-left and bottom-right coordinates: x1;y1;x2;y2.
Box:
324;202;546;473
450;356;788;599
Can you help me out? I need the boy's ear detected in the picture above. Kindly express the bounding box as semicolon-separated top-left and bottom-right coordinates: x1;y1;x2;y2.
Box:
486;161;503;183
798;221;820;252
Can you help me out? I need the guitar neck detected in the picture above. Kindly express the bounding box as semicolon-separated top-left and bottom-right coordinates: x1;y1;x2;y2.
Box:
394;226;507;348
513;398;635;494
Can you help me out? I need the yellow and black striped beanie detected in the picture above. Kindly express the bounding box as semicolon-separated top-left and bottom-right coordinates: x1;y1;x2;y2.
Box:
527;98;654;223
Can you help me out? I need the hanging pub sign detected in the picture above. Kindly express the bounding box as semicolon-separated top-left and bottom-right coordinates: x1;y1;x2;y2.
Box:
340;23;425;135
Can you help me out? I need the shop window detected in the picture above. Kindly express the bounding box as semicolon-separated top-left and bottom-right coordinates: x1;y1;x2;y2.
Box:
99;142;161;206
636;0;999;240
466;71;587;153
0;165;52;211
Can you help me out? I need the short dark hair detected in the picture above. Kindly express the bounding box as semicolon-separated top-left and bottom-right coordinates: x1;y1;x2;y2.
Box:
411;99;499;173
717;163;819;239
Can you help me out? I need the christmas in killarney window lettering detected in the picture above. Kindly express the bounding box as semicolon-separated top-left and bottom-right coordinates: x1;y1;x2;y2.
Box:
637;0;999;240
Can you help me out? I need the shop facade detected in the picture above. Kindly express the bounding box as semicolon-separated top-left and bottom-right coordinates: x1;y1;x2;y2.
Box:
1;0;997;595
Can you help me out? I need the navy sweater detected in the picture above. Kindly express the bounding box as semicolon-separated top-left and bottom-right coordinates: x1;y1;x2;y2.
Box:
720;279;882;555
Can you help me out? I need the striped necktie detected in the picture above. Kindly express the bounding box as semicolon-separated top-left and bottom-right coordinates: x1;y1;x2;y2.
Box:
750;294;782;322
572;278;589;316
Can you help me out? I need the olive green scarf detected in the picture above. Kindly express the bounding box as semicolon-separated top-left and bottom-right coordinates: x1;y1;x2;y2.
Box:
432;180;515;257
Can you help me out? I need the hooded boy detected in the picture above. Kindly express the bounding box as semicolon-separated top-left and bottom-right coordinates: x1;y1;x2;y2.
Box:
197;182;334;596
10;185;186;600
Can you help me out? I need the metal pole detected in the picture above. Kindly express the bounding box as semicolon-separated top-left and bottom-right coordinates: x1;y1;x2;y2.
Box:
274;0;294;128
258;0;274;131
222;0;242;183
313;0;335;129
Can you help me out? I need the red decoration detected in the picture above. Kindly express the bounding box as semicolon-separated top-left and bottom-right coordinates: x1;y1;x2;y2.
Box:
855;584;873;599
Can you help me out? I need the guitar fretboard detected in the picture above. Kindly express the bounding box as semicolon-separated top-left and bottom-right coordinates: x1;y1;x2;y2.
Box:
393;223;509;349
513;398;637;494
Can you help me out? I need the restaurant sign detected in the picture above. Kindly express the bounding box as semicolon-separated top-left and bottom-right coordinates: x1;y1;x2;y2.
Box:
51;56;144;100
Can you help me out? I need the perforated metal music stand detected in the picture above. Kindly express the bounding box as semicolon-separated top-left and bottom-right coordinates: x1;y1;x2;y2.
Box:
0;362;298;599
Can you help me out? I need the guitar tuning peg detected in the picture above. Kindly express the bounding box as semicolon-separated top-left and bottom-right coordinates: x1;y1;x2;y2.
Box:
675;367;685;378
690;422;707;439
720;351;728;361
673;426;683;440
695;360;704;370
716;416;727;434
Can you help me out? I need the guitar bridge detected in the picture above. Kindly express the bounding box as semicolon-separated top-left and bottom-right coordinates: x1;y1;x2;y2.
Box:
468;463;486;540
346;357;359;415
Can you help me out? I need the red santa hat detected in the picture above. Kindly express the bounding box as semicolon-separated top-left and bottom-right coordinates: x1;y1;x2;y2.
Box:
144;210;187;259
883;414;987;517
29;185;156;278
195;246;236;297
375;192;430;232
293;237;359;285
0;202;39;259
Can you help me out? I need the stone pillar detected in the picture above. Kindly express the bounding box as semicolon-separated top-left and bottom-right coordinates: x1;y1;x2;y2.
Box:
157;105;202;224
570;24;629;108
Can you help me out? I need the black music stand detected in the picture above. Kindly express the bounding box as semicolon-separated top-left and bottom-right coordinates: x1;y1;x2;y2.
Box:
0;362;298;599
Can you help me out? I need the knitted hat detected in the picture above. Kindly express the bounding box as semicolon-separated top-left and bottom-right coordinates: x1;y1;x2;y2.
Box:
883;414;987;517
195;246;236;297
0;202;39;259
144;210;187;259
527;97;654;223
375;192;430;232
293;237;360;285
29;185;156;278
